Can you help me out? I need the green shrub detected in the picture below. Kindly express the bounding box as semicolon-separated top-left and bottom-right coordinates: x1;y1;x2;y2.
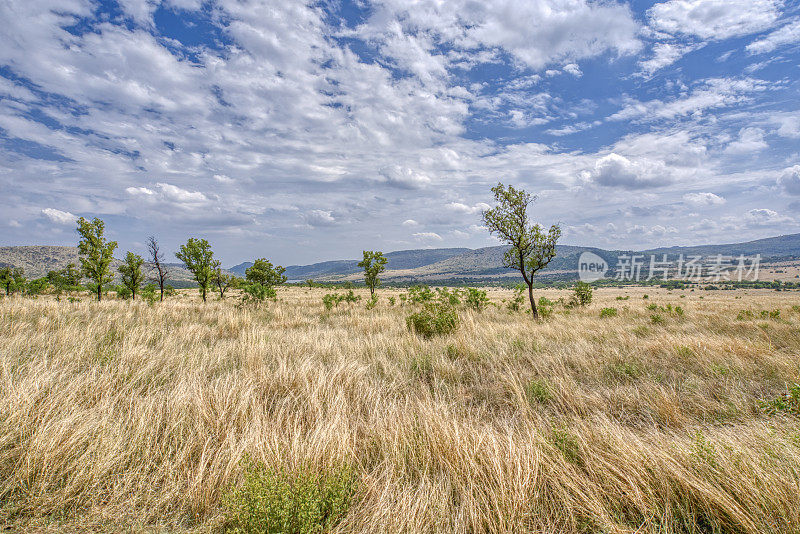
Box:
141;283;158;304
599;307;617;318
322;293;341;310
365;294;378;310
464;287;489;311
615;295;629;301
435;287;462;306
406;303;459;338
761;383;800;416
525;379;551;405
242;282;277;303
388;296;396;306
650;313;665;325
114;284;132;300
223;459;356;534
507;284;525;312
405;285;434;304
572;281;592;306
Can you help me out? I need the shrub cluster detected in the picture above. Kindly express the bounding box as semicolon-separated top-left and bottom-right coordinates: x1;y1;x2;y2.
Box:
406;302;459;338
223;459;356;534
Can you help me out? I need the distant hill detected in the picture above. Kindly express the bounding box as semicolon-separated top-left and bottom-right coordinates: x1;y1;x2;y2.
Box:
229;247;470;279
278;233;800;283
5;233;800;286
0;246;224;287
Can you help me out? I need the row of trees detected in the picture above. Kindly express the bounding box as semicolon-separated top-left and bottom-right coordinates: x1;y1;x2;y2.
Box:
4;183;559;317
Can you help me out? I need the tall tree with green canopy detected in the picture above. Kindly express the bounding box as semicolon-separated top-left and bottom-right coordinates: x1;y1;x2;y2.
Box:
77;217;118;302
481;183;561;319
175;238;216;303
119;252;145;300
244;258;286;301
358;250;388;296
0;267;25;296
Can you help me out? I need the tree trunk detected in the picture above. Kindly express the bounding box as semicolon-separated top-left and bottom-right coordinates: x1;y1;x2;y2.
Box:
527;282;538;319
159;282;164;302
202;287;206;302
97;283;102;302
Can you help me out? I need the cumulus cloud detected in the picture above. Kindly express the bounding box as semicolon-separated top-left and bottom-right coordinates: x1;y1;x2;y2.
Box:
724;127;768;154
412;232;443;242
446;202;491;214
587;153;670;190
379;166;432;189
126;183;208;207
778;165;800;195
41;208;76;225
647;0;781;40
304;210;337;227
683;192;726;207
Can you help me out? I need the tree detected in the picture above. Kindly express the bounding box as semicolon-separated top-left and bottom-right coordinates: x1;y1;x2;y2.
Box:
119;251;145;300
0;267;25;296
482;183;560;319
77;217;118;302
175;238;216;303
147;235;170;302
212;266;236;299
244;258;286;302
358;250;388;296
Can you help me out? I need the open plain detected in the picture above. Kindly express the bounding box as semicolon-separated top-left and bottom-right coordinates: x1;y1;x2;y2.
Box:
1;287;799;533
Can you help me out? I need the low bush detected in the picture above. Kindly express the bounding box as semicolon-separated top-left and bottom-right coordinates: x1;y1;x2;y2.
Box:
223;459;356;534
599;307;617;318
571;281;592;306
464;287;489;311
761;383;800;416
406;303;459;338
525;379;551;405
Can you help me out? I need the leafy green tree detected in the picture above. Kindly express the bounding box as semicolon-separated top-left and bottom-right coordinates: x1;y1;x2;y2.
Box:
175;238;216;303
77;217;118;302
1;267;26;296
119;251;145;300
245;258;287;288
242;259;286;303
358;250;388;296
482;183;560;319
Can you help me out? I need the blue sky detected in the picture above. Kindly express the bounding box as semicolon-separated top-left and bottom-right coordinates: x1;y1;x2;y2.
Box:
1;0;799;266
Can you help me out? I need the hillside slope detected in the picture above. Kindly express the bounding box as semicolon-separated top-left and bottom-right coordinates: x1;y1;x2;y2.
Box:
0;246;214;285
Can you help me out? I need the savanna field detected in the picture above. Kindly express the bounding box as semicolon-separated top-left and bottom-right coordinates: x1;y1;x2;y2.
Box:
1;287;799;533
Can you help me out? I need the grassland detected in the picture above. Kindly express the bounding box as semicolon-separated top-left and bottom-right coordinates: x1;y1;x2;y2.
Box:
1;287;799;533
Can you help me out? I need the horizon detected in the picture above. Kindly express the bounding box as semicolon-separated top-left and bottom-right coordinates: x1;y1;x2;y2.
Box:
5;230;799;270
2;0;799;266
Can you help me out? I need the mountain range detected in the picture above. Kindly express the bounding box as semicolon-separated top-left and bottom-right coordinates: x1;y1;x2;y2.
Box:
3;232;800;285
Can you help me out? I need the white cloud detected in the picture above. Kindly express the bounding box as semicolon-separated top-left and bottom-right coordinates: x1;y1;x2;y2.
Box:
446;202;490;214
587;153;670;190
562;63;582;77
402;219;419;227
379;166;432;189
724;127;768;154
359;0;640;72
608;78;769;122
412;232;443;242
683;192;726;207
304;209;336;227
638;43;699;76
746;19;800;54
41;208;76;225
778;165;800;195
647;0;781;40
776;115;800;138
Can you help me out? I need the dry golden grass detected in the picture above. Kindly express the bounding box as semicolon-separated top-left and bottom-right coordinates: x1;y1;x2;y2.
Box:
1;286;799;533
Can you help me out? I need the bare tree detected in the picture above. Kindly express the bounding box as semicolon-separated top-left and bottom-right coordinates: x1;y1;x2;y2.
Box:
147;235;170;302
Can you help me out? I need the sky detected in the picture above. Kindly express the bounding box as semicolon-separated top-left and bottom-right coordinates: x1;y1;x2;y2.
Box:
1;0;799;267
